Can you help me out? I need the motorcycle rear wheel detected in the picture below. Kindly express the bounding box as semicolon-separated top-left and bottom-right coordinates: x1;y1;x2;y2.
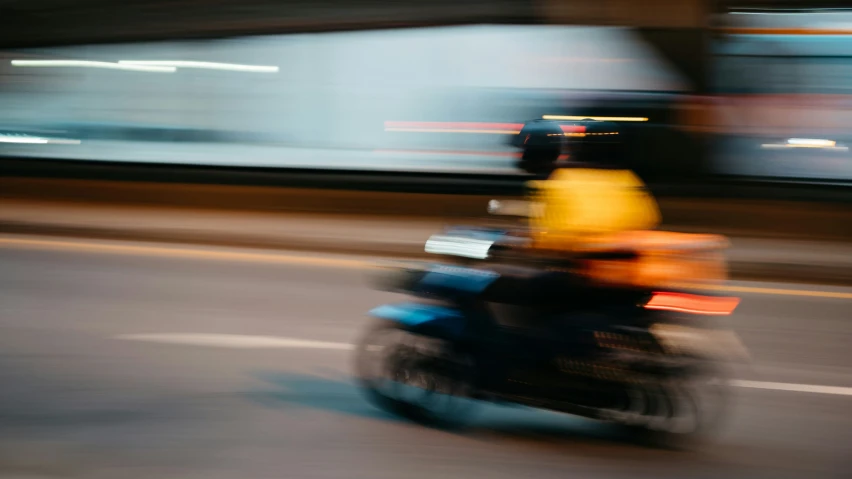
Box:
618;365;731;450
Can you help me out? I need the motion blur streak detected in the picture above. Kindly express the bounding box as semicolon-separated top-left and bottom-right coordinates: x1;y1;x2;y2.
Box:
543;115;649;122
1;236;849;478
382;121;582;136
10;59;176;72
373;149;521;157
730;380;852;396
644;291;740;315
109;334;852;397
0;5;851;477
690;283;852;300
118;60;279;72
116;333;354;350
0;134;81;144
0;236;372;269
2;235;851;301
384;122;525;135
385;128;521;134
0;134;47;144
718;28;852;35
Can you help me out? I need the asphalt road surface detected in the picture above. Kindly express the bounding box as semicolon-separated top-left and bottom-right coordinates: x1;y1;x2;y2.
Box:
1;235;851;479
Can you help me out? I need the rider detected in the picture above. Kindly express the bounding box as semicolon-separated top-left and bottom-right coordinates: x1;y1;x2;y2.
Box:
511;119;725;293
522;121;660;254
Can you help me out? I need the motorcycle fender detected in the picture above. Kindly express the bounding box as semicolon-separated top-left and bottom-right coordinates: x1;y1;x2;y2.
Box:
369;302;466;339
649;323;751;363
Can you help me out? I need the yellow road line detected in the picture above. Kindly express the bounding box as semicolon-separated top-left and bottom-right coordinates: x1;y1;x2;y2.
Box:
0;236;373;269
677;283;852;300
2;235;851;300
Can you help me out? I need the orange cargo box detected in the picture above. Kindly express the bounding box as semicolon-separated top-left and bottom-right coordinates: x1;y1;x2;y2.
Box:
560;231;729;289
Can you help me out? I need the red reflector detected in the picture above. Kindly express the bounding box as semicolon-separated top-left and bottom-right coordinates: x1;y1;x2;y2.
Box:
560;125;587;133
645;292;740;316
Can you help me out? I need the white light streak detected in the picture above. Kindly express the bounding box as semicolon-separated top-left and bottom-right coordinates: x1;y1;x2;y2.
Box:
119;60;279;73
0;135;48;144
0;134;81;144
788;138;836;147
11;60;176;72
761;138;848;151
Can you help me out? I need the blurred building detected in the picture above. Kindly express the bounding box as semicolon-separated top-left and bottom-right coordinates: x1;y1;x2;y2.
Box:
1;0;851;183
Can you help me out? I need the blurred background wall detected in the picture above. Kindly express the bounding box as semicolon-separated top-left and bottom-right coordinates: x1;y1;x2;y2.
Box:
0;26;686;151
2;0;852;185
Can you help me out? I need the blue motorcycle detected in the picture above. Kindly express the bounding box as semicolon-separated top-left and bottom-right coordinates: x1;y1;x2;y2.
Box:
354;259;747;448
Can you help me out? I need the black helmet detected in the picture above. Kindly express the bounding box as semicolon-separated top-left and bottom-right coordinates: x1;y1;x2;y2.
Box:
513;119;624;175
513;120;564;175
571;120;625;167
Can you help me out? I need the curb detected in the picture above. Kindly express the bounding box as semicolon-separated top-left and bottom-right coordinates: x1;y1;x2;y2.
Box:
2;221;850;287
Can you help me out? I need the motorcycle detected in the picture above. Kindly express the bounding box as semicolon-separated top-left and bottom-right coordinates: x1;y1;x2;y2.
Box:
353;119;749;448
355;256;747;447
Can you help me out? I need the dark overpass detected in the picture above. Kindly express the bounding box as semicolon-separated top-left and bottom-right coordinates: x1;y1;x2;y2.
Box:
1;0;837;89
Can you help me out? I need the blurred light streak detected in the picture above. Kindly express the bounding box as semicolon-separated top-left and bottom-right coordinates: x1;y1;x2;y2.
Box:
488;199;532;216
386;128;520;134
0;135;47;144
118;60;279;73
2;236;851;300
538;57;633;63
384;122;586;135
0;134;81;144
717;28;852;35
116;333;353;350
11;60;176;72
543;115;648;122
679;282;852;300
788;138;836;147
0;236;371;268
727;9;852;14
110;332;852;395
730;380;852;396
373;149;521;157
761;138;848;151
761;144;849;151
559;125;587;133
384;121;523;135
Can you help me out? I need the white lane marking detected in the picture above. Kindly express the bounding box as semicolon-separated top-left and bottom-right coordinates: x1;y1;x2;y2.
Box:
730;379;852;396
115;333;852;397
116;333;354;350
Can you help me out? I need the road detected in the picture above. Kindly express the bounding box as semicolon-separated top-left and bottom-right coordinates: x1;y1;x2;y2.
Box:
1;235;851;479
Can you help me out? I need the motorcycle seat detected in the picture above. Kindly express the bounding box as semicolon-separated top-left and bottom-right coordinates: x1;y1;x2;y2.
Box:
482;265;577;306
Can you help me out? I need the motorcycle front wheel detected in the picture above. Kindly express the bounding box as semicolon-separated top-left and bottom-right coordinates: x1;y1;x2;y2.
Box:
353;320;479;429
